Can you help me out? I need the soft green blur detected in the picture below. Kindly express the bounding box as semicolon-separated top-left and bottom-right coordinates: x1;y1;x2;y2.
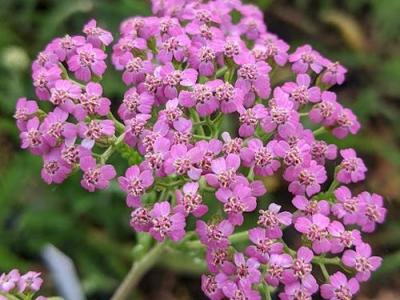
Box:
0;0;399;299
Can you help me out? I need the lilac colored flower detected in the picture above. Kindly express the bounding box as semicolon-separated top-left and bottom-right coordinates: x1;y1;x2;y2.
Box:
240;138;280;176
201;274;224;300
221;132;243;155
74;82;111;120
143;136;171;173
283;247;318;293
14;97;38;131
79;119;115;149
149;201;186;242
309;91;340;126
265;253;293;287
284;160;327;197
158;98;184;124
219;280;261;300
214;81;244;114
245;227;283;263
118;165;154;208
206;247;235;274
157;34;191;64
332;107;360;139
232;252;261;285
130;207;152;232
292;195;330;217
179;82;219;117
194;139;223;173
289;45;323;74
321;59;347;86
189;45;218;77
321;272;359;300
274;139;311;168
237;104;267;137
205;154;240;191
257;203;292;238
112;36;147;70
336;149;367;184
20;117;48;155
342;243;382;282
68;43;107;81
277;122;313;147
80;155;116;192
196;219;234;249
358;192;386;233
216;183;257;225
50;34;86;61
332;186;361;225
118;88;154;120
255;34;289;65
49;79;81;112
328;221;362;254
124;114;151;147
32;66;62;100
0;269;20;292
164;144;204;180
261;87;299;134
159;63;198;99
40;108;76;147
122;57;153;86
282;74;320;108
175;182;208;218
295;214;331;254
83;19;113;47
41;148;72;184
18;271;43;293
310;140;337;165
279;281;315;300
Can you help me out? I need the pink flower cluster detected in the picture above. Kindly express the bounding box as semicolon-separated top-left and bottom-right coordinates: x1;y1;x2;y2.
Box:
15;0;386;299
0;269;46;300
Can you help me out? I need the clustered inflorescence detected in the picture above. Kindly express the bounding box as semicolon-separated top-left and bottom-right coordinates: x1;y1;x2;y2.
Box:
14;0;387;299
0;269;45;300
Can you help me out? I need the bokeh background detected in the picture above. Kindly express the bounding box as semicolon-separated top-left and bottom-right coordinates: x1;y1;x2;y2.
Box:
0;0;399;299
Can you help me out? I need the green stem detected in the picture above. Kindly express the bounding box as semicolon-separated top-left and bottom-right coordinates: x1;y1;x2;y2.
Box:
100;133;126;164
319;263;330;281
108;112;125;134
111;243;165;300
313;126;326;136
265;285;272;300
184;230;249;249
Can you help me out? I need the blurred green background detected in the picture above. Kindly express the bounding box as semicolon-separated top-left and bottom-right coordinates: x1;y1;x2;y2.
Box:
0;0;399;299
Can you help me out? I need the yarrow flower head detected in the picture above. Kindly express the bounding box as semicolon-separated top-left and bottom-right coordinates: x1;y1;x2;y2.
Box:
16;1;386;299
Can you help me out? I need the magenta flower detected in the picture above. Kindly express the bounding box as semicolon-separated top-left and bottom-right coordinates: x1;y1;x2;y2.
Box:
237;104;267;138
245;227;283;263
0;269;20;292
358;192;387;233
41;148;72;184
332;186;361;225
50;34;86;61
310;140;337;165
289;44;323;74
74;82;111;120
342;243;382;282
122;57;154;86
332;107;360;139
336;149;367;184
292;195;330;217
41;108;76;147
282;74;321;108
194;139;223;173
68;43;107;81
284;160;327;197
295;214;331;254
175;182;208;218
265;253;293;287
83;19;113;47
196;220;234;249
283;247;318;293
157;34;191;64
112;36;147;70
164;144;204;180
232;252;261;285
20;117;48;155
256;33;289;66
309;91;339;126
257;203;292;238
261;87;299;134
130;207;152;232
216;183;257;225
206;247;234;274
214;81;244;114
124;114;151;147
275;139;311;167
49;79;81;112
201;275;224;300
218;280;261;300
160;63;198;99
118;88;154;120
32;66;62;100
321;272;359;300
118;165;154;208
205;154;241;191
79;119;115;149
149;201;186;242
189;45;217;77
279;281;315;300
321;59;347;86
80;155;116;192
179;82;219;117
14;97;39;131
328;221;362;254
240;138;280;176
236;60;271;102
18;271;43;293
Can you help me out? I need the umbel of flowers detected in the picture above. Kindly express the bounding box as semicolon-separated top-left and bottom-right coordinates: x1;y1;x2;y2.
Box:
14;0;386;299
0;269;46;300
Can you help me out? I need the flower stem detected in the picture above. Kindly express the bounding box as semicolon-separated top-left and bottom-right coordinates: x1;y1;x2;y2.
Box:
184;230;248;249
313;126;326;136
111;243;165;300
